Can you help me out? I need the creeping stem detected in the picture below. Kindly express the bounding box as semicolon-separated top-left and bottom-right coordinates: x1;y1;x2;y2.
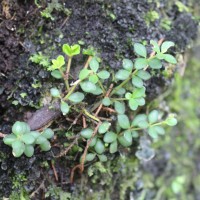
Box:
65;56;72;90
110;70;138;96
64;56;93;100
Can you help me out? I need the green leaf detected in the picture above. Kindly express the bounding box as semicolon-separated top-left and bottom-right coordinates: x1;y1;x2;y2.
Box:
83;48;96;56
115;69;130;80
148;127;158;139
79;69;91;80
103;132;117;143
115;88;126;95
139;121;149;129
148;110;159;124
3;134;17;145
150;40;160;53
125;92;132;100
86;153;96;162
165;117;177;126
80;128;93;139
89;136;97;147
109;141;118;154
70;44;81;56
132;87;146;98
50;88;60;98
122;59;133;71
149;58;162;69
135;97;145;106
97;154;107;162
117;114;130;129
62;44;80;57
62;44;71;56
24;145;34;157
132;131;139;138
12;121;30;136
60;101;70;115
40;140;51;151
132;76;143;88
131;114;147;127
164;54;177;64
161;41;175;53
134;58;148;69
114;101;125;114
98;122;111;134
97;70;110;79
89;74;99;84
68;92;84;103
102;97;111;106
21;134;35;145
42;128;54;139
29;131;40;139
134;43;147;58
156;53;165;60
89;57;99;72
136;70;151;80
51;55;65;70
12;141;25;157
124;130;132;143
51;70;62;79
94;139;105;154
154;126;165;135
35;136;47;145
80;81;96;93
118;136;132;147
90;86;103;95
128;99;138;111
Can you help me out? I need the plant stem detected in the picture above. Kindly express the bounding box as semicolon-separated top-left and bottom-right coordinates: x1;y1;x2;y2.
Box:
58;68;68;88
110;98;127;101
98;79;106;94
66;56;72;90
64;80;81;100
84;56;92;69
110;70;138;96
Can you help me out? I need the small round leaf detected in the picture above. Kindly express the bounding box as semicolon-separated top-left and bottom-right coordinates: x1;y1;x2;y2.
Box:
98;122;111;134
103;132;117;143
21;134;35;145
68;92;84;103
94;139;105;154
60;101;70;115
42;128;54;139
134;43;147;58
122;59;133;71
97;70;110;79
81;128;93;139
24;145;34;157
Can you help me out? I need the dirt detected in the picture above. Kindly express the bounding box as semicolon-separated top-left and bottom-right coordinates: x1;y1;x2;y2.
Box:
0;0;198;199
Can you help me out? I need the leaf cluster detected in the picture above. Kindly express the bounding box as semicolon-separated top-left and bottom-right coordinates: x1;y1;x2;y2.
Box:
3;122;54;157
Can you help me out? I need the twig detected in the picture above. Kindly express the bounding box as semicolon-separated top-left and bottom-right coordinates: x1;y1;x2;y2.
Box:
54;135;80;158
84;56;92;69
82;116;87;128
30;180;45;198
94;84;114;117
101;107;117;113
98;116;113;122
51;161;59;181
65;57;72;90
70;122;101;183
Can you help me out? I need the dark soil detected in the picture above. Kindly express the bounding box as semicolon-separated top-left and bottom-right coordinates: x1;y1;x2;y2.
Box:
0;0;198;199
